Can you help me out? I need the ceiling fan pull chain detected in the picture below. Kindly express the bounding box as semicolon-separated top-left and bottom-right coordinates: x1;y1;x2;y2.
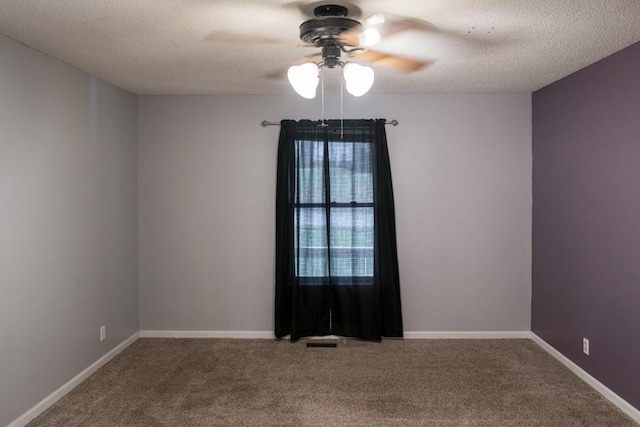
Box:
321;67;326;126
340;67;344;139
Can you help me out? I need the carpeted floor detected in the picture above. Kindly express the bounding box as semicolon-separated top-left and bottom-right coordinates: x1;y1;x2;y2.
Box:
28;338;636;426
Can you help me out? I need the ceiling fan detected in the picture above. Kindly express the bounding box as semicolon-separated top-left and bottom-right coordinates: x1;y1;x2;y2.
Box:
285;3;431;98
206;3;433;98
297;4;430;70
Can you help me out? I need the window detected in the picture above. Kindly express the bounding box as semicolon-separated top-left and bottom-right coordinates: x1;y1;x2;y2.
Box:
293;136;374;283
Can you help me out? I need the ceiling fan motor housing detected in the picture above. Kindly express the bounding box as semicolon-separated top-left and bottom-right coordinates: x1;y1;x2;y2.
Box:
300;17;361;44
299;4;362;48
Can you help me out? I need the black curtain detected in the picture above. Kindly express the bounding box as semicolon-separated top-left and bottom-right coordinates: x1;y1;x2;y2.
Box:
275;119;402;341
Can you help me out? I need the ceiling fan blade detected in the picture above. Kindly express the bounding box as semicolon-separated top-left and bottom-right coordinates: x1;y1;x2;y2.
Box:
356;13;506;49
261;68;289;80
345;14;437;47
338;13;443;49
350;50;431;72
366;14;509;49
377;16;435;39
339;30;361;47
204;30;313;47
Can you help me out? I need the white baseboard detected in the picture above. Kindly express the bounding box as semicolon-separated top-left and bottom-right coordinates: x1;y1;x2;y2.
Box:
138;330;531;340
531;332;640;424
8;332;139;427
139;330;275;339
404;331;531;339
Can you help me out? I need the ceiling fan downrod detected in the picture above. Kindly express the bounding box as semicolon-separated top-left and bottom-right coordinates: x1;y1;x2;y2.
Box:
321;44;341;68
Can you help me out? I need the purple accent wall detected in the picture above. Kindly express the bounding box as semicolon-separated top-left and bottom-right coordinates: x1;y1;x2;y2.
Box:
532;41;640;410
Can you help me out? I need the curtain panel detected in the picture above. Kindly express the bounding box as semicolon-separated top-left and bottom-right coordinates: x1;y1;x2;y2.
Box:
275;119;402;341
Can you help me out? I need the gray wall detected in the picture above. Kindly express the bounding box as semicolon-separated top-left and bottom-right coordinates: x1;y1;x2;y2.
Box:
138;93;532;332
0;35;139;425
532;41;640;410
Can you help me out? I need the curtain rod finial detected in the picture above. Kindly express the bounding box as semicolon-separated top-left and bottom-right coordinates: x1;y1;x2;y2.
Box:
260;120;270;127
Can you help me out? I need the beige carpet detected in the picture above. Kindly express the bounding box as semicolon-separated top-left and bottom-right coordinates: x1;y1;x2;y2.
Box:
28;338;636;426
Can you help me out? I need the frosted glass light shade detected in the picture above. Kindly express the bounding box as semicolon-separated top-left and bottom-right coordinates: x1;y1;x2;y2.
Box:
287;63;320;99
343;63;375;97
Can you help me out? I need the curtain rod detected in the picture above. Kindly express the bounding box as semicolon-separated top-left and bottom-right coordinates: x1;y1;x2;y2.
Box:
260;119;399;127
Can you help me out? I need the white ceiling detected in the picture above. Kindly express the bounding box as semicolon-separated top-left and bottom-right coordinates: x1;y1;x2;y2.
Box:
1;0;639;95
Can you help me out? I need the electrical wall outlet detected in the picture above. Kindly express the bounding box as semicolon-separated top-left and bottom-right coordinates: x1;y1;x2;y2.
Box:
100;325;106;342
582;337;589;355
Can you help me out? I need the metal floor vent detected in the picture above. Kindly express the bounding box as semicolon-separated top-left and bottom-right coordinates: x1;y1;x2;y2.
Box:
306;342;338;348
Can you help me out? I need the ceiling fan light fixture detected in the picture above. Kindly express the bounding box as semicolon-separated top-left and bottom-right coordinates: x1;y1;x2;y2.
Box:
343;62;375;97
360;28;381;47
287;62;320;99
366;13;386;27
361;13;386;46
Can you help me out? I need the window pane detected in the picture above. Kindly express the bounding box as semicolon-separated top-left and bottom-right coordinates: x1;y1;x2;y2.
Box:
330;207;374;277
295;140;325;204
294;138;375;283
294;207;328;277
329;141;373;204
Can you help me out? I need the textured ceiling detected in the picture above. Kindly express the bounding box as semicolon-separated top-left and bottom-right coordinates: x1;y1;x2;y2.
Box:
1;0;639;95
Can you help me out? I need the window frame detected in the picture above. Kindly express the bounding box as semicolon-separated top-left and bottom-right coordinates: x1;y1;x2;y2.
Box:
293;137;375;285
